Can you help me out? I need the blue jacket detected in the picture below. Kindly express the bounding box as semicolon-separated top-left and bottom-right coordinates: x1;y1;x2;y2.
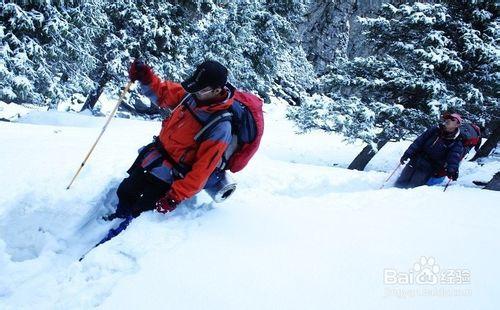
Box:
403;126;464;173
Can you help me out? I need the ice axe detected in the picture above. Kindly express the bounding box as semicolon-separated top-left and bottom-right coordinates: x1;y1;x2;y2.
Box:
380;162;402;189
66;81;133;190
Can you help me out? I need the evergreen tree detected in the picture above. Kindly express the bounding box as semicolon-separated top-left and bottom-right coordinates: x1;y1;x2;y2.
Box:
1;2;61;106
443;0;499;131
1;1;112;109
188;0;314;102
2;0;315;111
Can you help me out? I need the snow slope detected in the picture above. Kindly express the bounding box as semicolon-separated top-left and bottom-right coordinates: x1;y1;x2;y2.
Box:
0;101;499;309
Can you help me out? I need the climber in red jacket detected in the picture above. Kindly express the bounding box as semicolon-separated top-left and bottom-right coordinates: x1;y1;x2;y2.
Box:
110;59;235;218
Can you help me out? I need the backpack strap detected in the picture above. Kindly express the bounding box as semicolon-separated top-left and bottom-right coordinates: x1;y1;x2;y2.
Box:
180;94;233;142
181;95;205;124
219;134;238;170
152;137;191;178
194;111;233;142
180;95;235;169
127;140;158;174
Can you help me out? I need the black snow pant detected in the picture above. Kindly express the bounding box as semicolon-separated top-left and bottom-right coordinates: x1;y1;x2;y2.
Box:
394;156;435;189
115;165;170;218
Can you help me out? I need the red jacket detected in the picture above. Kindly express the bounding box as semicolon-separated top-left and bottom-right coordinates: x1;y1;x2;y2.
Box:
140;73;234;201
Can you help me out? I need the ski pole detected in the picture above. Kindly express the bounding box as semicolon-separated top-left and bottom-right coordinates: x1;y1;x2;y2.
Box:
380;163;402;189
66;81;133;190
443;178;452;192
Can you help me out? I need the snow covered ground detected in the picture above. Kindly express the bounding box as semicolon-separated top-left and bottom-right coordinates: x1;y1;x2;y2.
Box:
0;100;499;309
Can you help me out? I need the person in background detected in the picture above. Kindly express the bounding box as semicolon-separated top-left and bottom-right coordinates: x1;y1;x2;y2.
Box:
395;113;465;188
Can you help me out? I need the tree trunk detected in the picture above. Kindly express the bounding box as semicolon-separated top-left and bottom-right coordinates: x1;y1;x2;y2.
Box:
80;72;111;112
348;137;390;171
471;120;500;161
484;172;500;191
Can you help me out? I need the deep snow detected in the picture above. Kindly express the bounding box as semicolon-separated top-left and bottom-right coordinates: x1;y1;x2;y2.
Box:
0;100;499;309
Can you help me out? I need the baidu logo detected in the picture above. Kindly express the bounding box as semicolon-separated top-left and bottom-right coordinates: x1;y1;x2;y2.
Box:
384;256;471;285
413;256;440;284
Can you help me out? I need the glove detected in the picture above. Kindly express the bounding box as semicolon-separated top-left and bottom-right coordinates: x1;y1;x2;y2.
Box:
129;59;153;84
155;192;180;214
400;154;411;165
446;169;459;181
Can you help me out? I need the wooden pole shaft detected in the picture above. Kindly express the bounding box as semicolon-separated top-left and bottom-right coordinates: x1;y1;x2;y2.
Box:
66;81;133;190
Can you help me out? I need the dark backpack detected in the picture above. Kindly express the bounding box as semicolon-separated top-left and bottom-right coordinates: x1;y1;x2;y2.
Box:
193;91;264;173
460;122;481;155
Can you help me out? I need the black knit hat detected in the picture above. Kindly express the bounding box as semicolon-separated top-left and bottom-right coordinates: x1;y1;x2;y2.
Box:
181;60;228;93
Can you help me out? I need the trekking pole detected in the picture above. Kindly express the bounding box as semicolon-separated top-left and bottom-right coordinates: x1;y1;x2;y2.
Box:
380;163;402;189
66;81;133;190
443;178;452;192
